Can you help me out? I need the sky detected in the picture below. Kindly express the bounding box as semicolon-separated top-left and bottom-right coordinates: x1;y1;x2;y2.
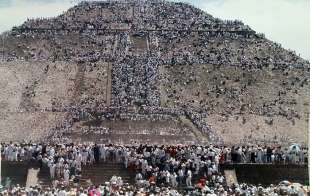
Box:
0;0;309;60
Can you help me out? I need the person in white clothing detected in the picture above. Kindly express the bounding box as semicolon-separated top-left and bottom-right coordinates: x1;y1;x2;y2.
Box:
178;169;184;185
49;162;56;179
82;149;88;165
186;170;192;187
58;187;68;196
170;172;178;187
64;168;70;186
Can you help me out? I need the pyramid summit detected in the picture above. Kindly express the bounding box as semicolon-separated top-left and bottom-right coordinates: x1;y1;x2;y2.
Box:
0;0;309;145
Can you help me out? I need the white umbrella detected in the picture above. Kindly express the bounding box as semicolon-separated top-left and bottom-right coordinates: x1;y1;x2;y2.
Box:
279;180;291;186
289;144;301;153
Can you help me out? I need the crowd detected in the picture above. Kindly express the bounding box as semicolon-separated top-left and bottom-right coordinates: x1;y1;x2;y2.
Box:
1;142;306;166
1;142;308;195
41;104;215;144
2;0;308;67
0;2;309;195
1;180;308;195
1;0;309;145
1;142;307;187
110;31;161;107
18;1;252;32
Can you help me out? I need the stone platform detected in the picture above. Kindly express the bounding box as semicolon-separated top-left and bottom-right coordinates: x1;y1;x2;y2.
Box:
220;164;308;185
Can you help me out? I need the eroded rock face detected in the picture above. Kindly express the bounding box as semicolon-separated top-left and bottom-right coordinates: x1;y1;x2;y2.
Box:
0;1;309;144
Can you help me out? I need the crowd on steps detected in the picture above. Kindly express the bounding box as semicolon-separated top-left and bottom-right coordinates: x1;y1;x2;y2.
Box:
1;142;307;192
6;1;308;68
0;1;309;196
1;0;310;147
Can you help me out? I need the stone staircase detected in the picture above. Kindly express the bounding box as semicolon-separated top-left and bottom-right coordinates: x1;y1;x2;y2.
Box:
26;168;40;188
37;165;52;188
36;162;135;188
67;131;196;145
81;163;202;189
1;161;29;186
81;162;135;186
3;160;203;190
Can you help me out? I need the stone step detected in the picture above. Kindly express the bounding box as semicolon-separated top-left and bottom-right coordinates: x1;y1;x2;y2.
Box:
83;171;133;175
80;177;133;182
81;162;135;185
83;168;129;171
83;166;127;170
37;166;52;187
26;168;40;188
30;162;136;187
1;161;30;186
83;170;131;174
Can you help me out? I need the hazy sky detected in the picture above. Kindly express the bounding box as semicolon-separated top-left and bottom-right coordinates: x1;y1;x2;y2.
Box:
0;0;309;60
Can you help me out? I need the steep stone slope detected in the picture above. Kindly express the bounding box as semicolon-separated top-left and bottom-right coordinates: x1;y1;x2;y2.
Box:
160;64;309;144
0;0;309;145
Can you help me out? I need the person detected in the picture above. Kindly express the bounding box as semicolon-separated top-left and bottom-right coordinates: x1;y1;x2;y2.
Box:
170;172;178;187
256;148;263;163
178;168;184;185
93;144;100;163
12;147;18;162
135;172;143;184
100;145;107;162
49;162;56;179
186;170;192;187
80;189;88;196
82;148;88;165
165;170;171;185
64;168;70;186
266;147;272;163
124;151;129;169
250;147;256;163
7;144;13;161
58;186;67;196
141;159;147;175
